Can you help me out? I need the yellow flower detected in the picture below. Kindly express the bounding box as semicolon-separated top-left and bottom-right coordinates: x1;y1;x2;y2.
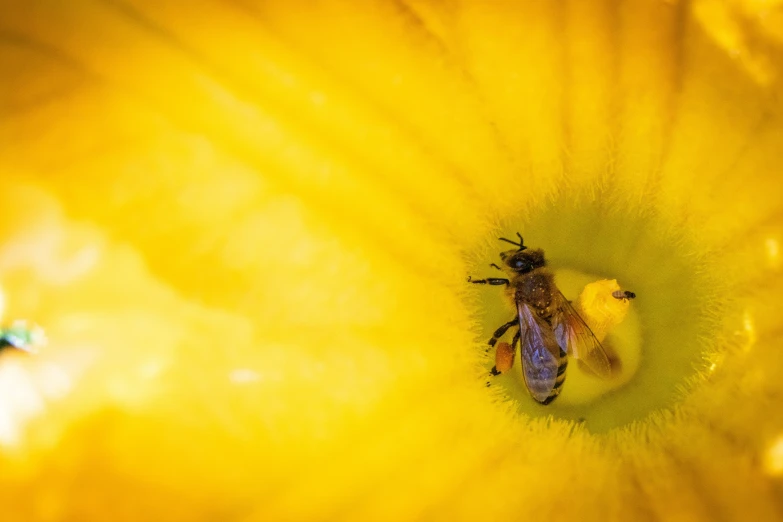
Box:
1;0;782;520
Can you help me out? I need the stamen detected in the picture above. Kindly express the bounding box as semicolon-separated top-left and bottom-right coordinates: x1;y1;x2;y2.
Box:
577;280;633;344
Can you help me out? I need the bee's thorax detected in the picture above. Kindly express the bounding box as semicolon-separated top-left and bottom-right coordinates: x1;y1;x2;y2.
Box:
512;269;559;322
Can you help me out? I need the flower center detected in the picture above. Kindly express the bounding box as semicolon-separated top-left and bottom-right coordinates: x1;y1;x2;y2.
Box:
468;197;716;432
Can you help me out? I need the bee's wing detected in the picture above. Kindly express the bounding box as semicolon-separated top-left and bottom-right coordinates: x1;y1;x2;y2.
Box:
518;302;560;403
552;290;611;378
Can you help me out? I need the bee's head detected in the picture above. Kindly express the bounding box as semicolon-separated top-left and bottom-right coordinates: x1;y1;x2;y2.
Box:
496;233;545;274
500;248;546;274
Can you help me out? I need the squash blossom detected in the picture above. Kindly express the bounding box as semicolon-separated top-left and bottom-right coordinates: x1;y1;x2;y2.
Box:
1;0;783;520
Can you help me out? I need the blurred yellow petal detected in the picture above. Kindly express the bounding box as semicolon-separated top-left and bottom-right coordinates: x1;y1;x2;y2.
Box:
1;0;783;521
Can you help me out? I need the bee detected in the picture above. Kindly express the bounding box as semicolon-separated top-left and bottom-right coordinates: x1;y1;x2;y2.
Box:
469;233;611;405
612;290;636;300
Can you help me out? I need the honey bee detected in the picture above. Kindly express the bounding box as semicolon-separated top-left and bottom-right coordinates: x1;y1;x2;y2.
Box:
469;233;611;405
612;290;636;300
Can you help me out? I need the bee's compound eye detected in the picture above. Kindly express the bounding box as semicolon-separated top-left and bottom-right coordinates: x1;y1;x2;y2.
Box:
514;260;525;269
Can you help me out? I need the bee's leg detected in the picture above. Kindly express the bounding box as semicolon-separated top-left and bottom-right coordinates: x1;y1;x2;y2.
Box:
468;276;510;285
486;318;518;351
510;327;521;351
490;327;520;376
489;263;502;270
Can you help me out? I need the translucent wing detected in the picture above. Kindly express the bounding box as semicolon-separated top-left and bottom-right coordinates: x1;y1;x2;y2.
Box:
517;302;560;403
552;290;611;378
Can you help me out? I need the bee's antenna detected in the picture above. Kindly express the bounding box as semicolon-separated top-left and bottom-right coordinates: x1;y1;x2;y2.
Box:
498;232;527;251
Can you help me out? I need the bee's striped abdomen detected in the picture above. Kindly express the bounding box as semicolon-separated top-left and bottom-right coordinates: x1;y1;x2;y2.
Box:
539;349;568;405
